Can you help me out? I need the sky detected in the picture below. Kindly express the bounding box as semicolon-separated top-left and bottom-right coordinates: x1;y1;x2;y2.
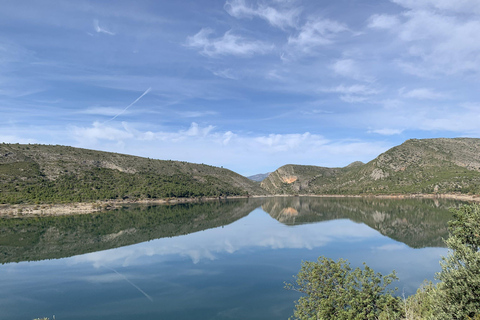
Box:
2;0;480;176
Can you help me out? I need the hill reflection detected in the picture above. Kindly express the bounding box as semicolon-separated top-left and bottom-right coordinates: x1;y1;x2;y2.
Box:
262;196;460;248
0;197;462;264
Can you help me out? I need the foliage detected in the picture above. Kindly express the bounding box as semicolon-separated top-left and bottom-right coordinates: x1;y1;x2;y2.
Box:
403;281;439;320
285;256;403;320
262;138;480;196
435;204;480;319
0;144;267;205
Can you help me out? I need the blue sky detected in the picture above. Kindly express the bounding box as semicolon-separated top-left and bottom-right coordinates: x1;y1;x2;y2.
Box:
2;0;480;176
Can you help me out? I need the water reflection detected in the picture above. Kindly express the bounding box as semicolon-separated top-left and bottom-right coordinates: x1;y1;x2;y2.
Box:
263;196;458;248
0;197;459;265
0;197;463;320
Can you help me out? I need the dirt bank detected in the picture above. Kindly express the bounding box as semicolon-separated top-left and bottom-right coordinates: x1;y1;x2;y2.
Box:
0;193;476;218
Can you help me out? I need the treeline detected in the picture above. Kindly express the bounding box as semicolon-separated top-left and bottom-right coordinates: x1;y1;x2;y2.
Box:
0;166;247;204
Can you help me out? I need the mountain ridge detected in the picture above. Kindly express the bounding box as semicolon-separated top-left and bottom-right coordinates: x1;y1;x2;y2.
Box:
261;138;480;195
0;143;268;205
2;138;480;206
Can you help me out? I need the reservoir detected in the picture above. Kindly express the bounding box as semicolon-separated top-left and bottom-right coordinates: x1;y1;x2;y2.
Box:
0;197;460;319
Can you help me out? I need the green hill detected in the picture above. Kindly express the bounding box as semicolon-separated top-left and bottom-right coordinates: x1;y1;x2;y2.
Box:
261;138;480;195
0;143;267;204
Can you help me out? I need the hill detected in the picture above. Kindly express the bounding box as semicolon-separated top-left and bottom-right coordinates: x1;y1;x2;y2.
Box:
261;138;480;195
0;144;267;204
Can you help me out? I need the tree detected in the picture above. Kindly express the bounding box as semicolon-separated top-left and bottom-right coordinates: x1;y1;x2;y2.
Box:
436;204;480;319
285;256;403;320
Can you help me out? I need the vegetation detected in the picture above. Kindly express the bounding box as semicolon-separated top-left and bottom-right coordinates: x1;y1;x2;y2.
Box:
262;138;480;195
0;143;267;204
287;204;480;320
285;257;403;319
436;204;480;319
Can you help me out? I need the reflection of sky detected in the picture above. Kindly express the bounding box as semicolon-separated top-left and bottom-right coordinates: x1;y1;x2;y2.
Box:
0;207;448;320
69;208;380;267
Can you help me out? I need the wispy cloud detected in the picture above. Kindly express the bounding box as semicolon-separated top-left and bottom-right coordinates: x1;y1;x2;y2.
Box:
186;28;273;57
225;0;301;29
367;14;400;29
331;59;373;82
80;107;129;116
93;19;115;35
369;2;480;76
323;84;378;95
400;87;447;100
391;0;480;14
288;18;348;53
70;121;389;174
368;128;403;136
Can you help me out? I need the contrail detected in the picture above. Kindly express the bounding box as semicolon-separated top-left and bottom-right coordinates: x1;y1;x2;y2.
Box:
104;266;153;302
105;87;151;123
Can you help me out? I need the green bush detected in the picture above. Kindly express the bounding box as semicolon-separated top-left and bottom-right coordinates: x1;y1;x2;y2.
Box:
285;256;403;320
435;204;480;319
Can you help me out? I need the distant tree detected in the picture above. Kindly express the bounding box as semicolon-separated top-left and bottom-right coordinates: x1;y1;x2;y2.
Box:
436;204;480;319
285;256;403;320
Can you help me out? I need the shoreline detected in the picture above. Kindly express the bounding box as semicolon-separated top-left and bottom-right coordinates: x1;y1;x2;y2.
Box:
1;193;478;218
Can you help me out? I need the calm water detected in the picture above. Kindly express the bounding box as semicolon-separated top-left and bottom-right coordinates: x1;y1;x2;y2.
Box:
0;197;462;319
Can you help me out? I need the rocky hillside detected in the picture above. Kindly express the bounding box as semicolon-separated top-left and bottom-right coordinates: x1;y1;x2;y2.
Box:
0;144;268;204
262;138;480;195
260;162;362;194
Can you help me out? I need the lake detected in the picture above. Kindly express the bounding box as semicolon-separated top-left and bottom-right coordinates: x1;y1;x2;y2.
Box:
0;196;462;319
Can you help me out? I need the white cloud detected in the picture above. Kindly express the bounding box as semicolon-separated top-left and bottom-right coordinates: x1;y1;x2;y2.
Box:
288;18;348;52
340;95;369;103
68;121;388;175
0;135;36;144
80;107;129;116
186;28;273;57
400;88;447;100
369;128;403;136
367;14;400;29
177;111;218;118
93;19;115;35
321;84;380;103
391;0;480;14
212;68;239;80
372;3;480;76
225;0;301;29
254;132;327;152
323;84;379;95
331;59;373;82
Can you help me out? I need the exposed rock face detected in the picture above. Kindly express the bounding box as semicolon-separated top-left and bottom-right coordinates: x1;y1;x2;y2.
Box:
262;138;480;195
370;168;388;180
261;164;342;194
282;176;298;184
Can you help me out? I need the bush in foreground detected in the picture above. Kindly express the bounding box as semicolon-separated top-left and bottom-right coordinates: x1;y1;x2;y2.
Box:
287;204;480;320
285;257;403;319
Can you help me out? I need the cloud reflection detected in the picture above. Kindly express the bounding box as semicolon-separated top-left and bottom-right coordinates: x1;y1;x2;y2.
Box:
71;209;380;267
